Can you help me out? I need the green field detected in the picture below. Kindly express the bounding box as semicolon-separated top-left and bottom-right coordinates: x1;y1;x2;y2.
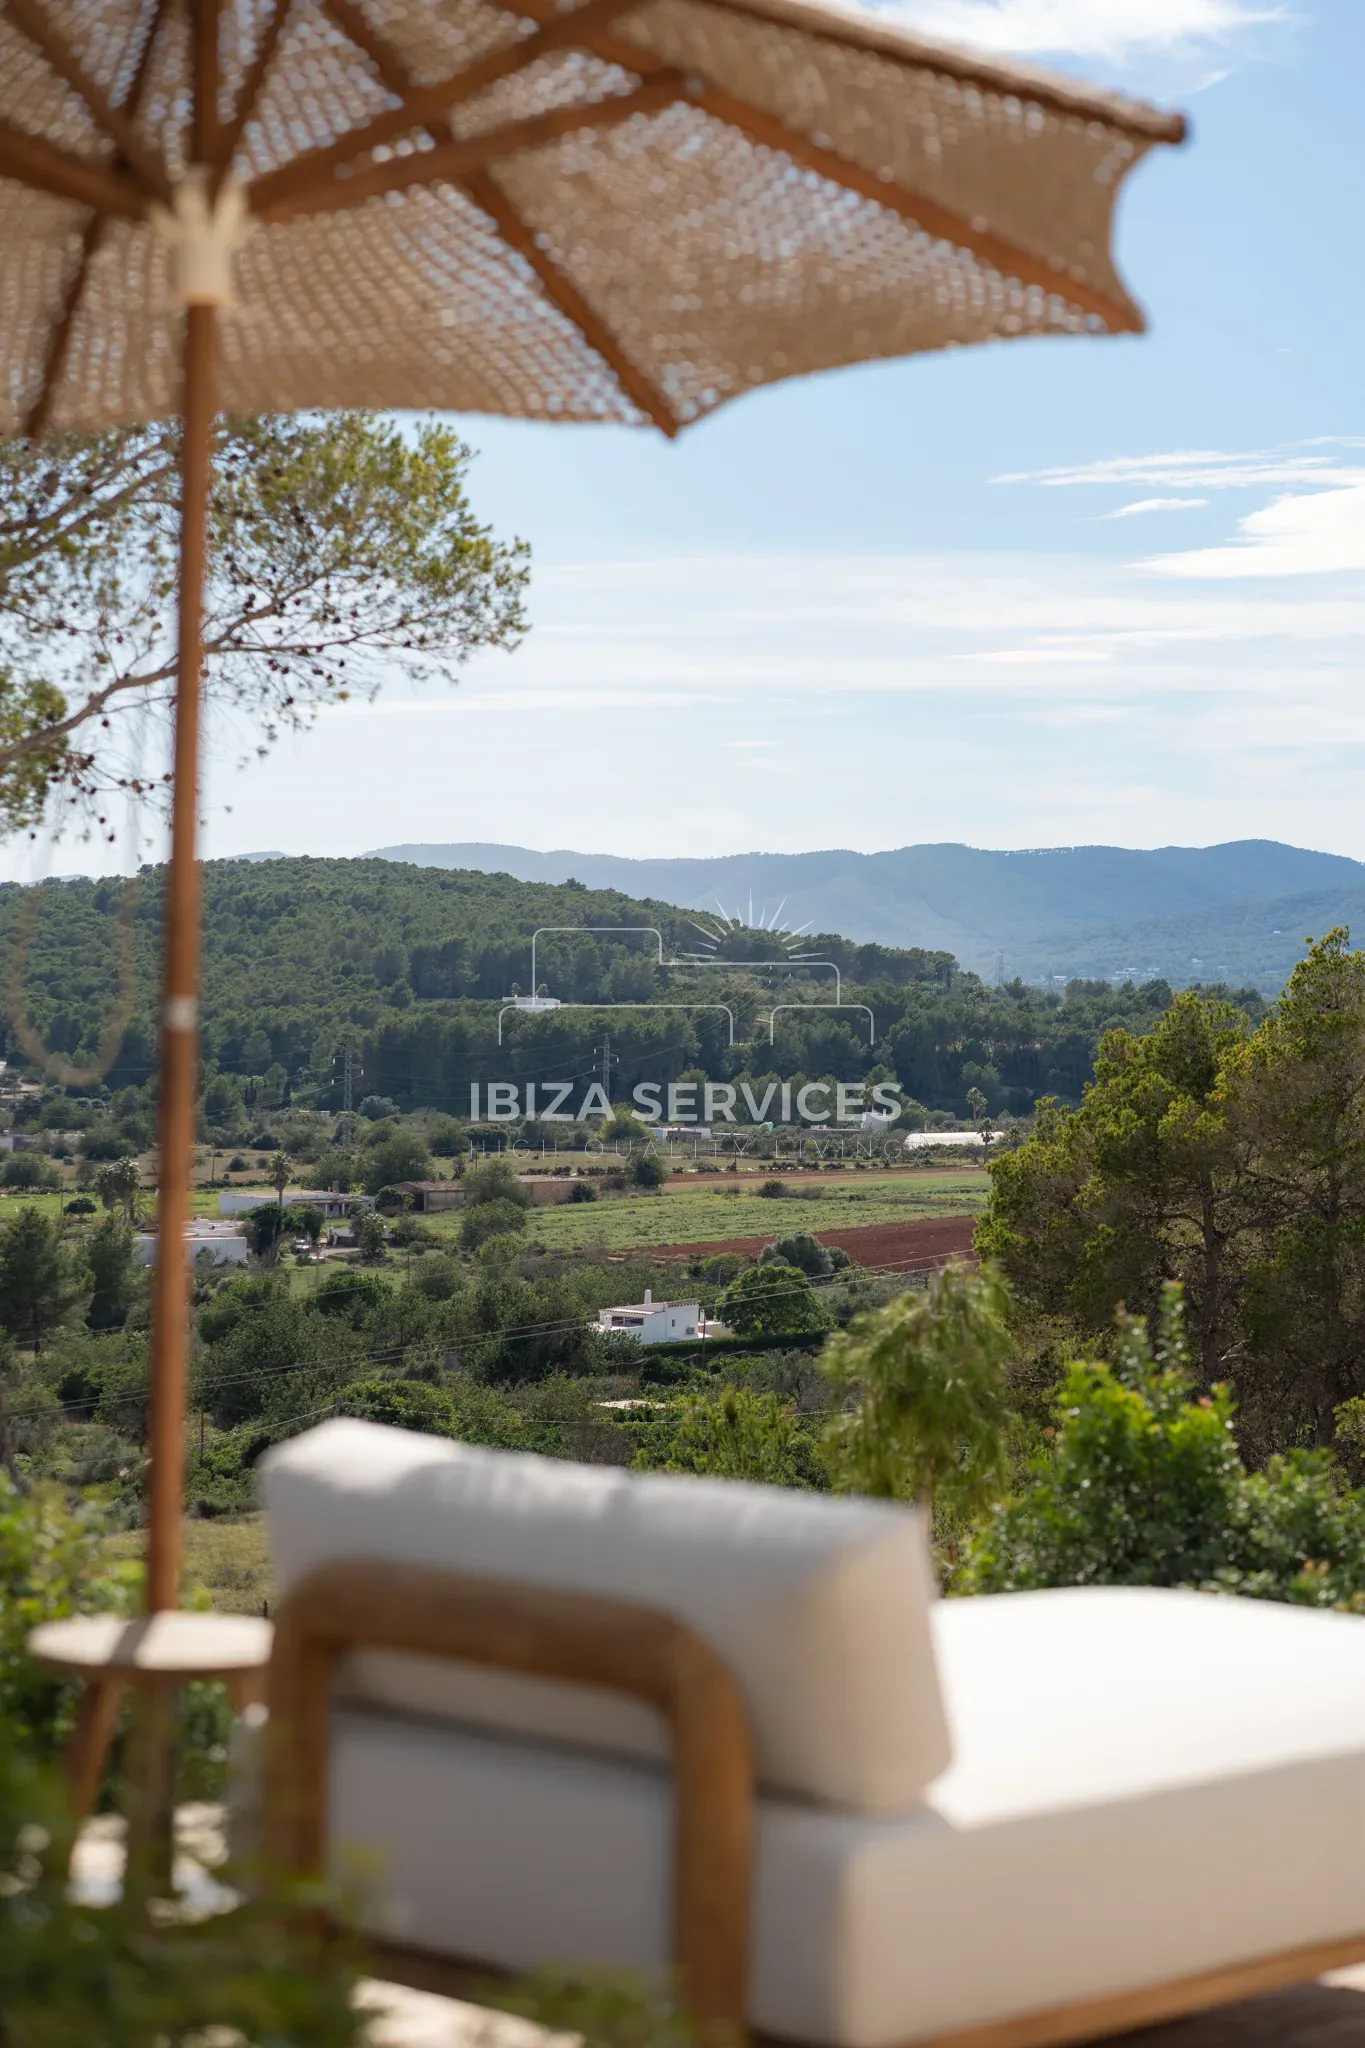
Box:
436;1168;989;1254
104;1513;273;1615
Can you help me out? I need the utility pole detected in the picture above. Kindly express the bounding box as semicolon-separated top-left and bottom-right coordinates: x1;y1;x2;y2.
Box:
598;1031;618;1100
335;1041;361;1113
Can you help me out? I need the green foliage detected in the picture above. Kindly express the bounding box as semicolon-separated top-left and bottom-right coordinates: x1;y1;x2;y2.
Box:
461;1198;528;1251
717;1261;829;1340
0;415;527;828
0;857;1197;1118
961;1286;1365;1605
488;1967;698;2048
569;1179;599;1203
243;1205;288;1260
360;1131;432;1194
628;1152;668;1192
758;1231;850;1279
0;1210;83;1351
84;1216;137;1332
462;1159;532;1209
822;1263;1014;1515
0;1737;364;2048
0;1156;60;1192
333;1377;458;1434
0;1481;135;1756
981;932;1365;1452
409;1253;463;1301
633;1386;827;1489
91;1158;140;1220
353;1211;387;1263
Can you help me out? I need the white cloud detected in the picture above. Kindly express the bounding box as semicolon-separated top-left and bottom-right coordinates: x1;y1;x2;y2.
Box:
869;0;1284;61
1101;497;1209;518
997;445;1365;492
1144;482;1365;579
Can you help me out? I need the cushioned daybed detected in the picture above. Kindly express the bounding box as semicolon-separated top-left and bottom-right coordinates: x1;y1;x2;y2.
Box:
259;1418;1365;2048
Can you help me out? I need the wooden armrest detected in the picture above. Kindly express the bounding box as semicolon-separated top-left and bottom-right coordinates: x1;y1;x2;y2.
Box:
264;1559;754;2036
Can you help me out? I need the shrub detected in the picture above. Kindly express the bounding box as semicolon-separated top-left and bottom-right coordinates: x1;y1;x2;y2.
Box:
312;1269;391;1325
0;1156;60;1193
0;1481;136;1756
758;1231;849;1279
461;1198;528;1251
0;1736;364;2048
410;1254;463;1302
63;1197;96;1216
78;1132;127;1162
360;1132;432;1194
822;1263;1014;1519
960;1285;1365;1606
628;1153;668;1192
568;1179;598;1203
354;1209;388;1263
462;1158;532;1209
359;1094;400;1120
718;1262;830;1340
758;1179;787;1199
333;1377;458;1435
632;1387;827;1489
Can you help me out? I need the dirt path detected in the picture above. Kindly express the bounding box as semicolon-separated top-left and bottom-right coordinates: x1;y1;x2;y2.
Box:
653;1212;978;1268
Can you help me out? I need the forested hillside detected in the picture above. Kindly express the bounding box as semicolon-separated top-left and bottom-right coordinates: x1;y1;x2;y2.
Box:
372;838;1363;980
0;858;1263;1119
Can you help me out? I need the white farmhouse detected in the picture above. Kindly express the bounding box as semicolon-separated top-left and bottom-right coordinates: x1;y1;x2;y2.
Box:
597;1288;704;1345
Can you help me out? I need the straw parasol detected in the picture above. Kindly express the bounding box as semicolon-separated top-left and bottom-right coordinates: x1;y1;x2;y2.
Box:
1;0;1184;1616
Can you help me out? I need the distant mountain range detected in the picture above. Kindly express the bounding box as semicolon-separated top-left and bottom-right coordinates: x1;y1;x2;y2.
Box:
366;839;1365;991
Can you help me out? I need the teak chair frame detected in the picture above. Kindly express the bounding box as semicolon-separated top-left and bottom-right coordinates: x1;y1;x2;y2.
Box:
264;1560;1365;2048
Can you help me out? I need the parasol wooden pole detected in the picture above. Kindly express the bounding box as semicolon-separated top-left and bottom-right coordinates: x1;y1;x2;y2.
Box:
146;300;216;1615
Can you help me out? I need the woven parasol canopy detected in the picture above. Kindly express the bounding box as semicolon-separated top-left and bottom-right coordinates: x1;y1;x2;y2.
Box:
1;0;1184;1612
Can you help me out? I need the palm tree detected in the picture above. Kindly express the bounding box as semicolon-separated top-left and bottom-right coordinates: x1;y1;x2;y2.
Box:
92;1156;141;1224
270;1152;293;1215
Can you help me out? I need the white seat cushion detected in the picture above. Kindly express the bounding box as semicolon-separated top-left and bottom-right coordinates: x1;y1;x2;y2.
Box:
261;1418;947;1814
326;1587;1365;2048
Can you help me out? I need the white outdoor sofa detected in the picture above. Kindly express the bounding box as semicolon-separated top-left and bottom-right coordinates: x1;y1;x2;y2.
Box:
259;1418;1365;2048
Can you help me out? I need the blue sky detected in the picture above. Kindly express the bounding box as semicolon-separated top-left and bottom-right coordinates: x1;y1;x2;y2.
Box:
105;2;1365;870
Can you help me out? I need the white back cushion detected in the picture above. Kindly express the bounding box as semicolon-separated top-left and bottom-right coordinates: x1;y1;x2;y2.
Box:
261;1418;949;1815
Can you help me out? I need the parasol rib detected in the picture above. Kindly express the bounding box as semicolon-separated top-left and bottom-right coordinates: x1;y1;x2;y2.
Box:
0;116;144;214
691;0;1186;144
24;215;105;438
192;0;221;162
247;0;649;214
694;84;1141;331
1;0;169;197
475;0;1141;331
315;0;680;433
257;74;691;221
211;0;292;191
25;0;171;442
464;167;680;434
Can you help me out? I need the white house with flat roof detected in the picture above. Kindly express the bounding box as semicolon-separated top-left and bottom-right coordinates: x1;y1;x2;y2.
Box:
597;1288;705;1345
136;1218;249;1267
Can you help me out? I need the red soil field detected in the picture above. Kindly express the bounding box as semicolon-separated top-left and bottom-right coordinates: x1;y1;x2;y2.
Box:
653;1212;978;1269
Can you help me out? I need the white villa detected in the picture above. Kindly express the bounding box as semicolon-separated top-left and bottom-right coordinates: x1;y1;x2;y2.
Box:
597;1288;707;1345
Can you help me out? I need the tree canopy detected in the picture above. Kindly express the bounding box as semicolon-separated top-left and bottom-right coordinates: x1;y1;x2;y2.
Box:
980;930;1365;1455
0;415;528;832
